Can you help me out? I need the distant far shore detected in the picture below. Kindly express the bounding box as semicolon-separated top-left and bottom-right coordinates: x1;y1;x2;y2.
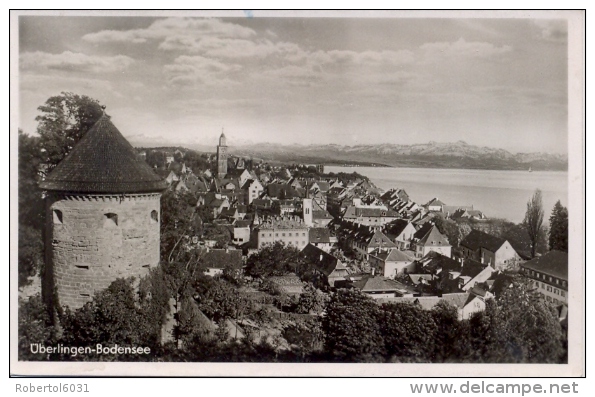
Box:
325;162;568;172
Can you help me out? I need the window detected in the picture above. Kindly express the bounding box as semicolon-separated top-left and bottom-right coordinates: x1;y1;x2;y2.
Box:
289;233;292;237
261;233;265;237
103;213;118;228
561;291;565;297
150;210;158;223
75;264;89;270
282;233;285;237
53;209;63;224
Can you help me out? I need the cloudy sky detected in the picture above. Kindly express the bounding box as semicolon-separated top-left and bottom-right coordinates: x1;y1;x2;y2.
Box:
18;12;569;153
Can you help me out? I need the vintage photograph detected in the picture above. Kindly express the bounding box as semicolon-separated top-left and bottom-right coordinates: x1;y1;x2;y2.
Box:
11;10;584;376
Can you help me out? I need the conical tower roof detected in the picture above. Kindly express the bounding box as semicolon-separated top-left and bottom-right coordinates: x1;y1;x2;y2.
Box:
39;114;167;194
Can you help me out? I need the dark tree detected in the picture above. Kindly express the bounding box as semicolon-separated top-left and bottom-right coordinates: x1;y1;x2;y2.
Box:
245;242;303;278
145;150;167;169
202;224;232;248
18;130;46;286
193;275;251;323
323;289;385;362
431;300;469;362
523;189;545;258
35;92;104;173
18;294;58;361
467;299;510;362
18;226;44;287
282;318;324;359
59;276;168;360
160;190;201;262
496;276;565;363
18;130;44;228
379;302;436;361
548;200;568;252
296;283;328;315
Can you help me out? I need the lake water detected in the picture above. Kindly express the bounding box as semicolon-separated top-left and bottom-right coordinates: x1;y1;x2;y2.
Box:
326;166;568;224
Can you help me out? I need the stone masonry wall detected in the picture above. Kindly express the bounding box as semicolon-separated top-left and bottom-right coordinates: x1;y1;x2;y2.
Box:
44;193;161;310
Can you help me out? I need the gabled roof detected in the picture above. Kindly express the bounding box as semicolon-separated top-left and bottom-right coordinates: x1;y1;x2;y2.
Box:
521;250;568;281
252;198;273;208
301;244;346;277
417;226;450;247
426;198;445;207
460;229;507;252
40;114;167;193
440;293;473;309
352;275;401;292
343;205;399;218
233;219;252;228
371;248;414;262
413;222;434;240
417;251;460;273
377;293;473;311
309;228;332;244
459;260;488;279
384;219;412;237
366;231;397;249
313;210;333;220
408;274;433;285
218;208;237;218
200;248;243;269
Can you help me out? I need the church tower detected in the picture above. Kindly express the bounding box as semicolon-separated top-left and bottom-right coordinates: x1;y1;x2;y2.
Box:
217;130;227;179
39;110;167;310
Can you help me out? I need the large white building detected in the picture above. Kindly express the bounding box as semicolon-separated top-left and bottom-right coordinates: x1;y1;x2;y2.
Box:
521;250;568;307
256;216;309;249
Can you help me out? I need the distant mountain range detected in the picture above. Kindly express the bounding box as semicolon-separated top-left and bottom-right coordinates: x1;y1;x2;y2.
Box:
223;140;567;171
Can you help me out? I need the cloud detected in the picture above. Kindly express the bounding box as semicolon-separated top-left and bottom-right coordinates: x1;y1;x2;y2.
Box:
83;17;256;44
420;38;512;59
533;20;567;43
263;64;326;87
20;51;134;73
159;36;299;59
163;55;242;87
312;49;415;66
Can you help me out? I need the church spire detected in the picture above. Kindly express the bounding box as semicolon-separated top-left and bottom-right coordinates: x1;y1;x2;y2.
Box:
219;128;226;147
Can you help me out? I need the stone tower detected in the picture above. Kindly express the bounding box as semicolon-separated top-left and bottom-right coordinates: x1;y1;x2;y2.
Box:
216;131;227;179
39;112;167;310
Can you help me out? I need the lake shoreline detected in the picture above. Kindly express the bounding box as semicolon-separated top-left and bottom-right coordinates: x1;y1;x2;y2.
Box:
326;166;568;224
